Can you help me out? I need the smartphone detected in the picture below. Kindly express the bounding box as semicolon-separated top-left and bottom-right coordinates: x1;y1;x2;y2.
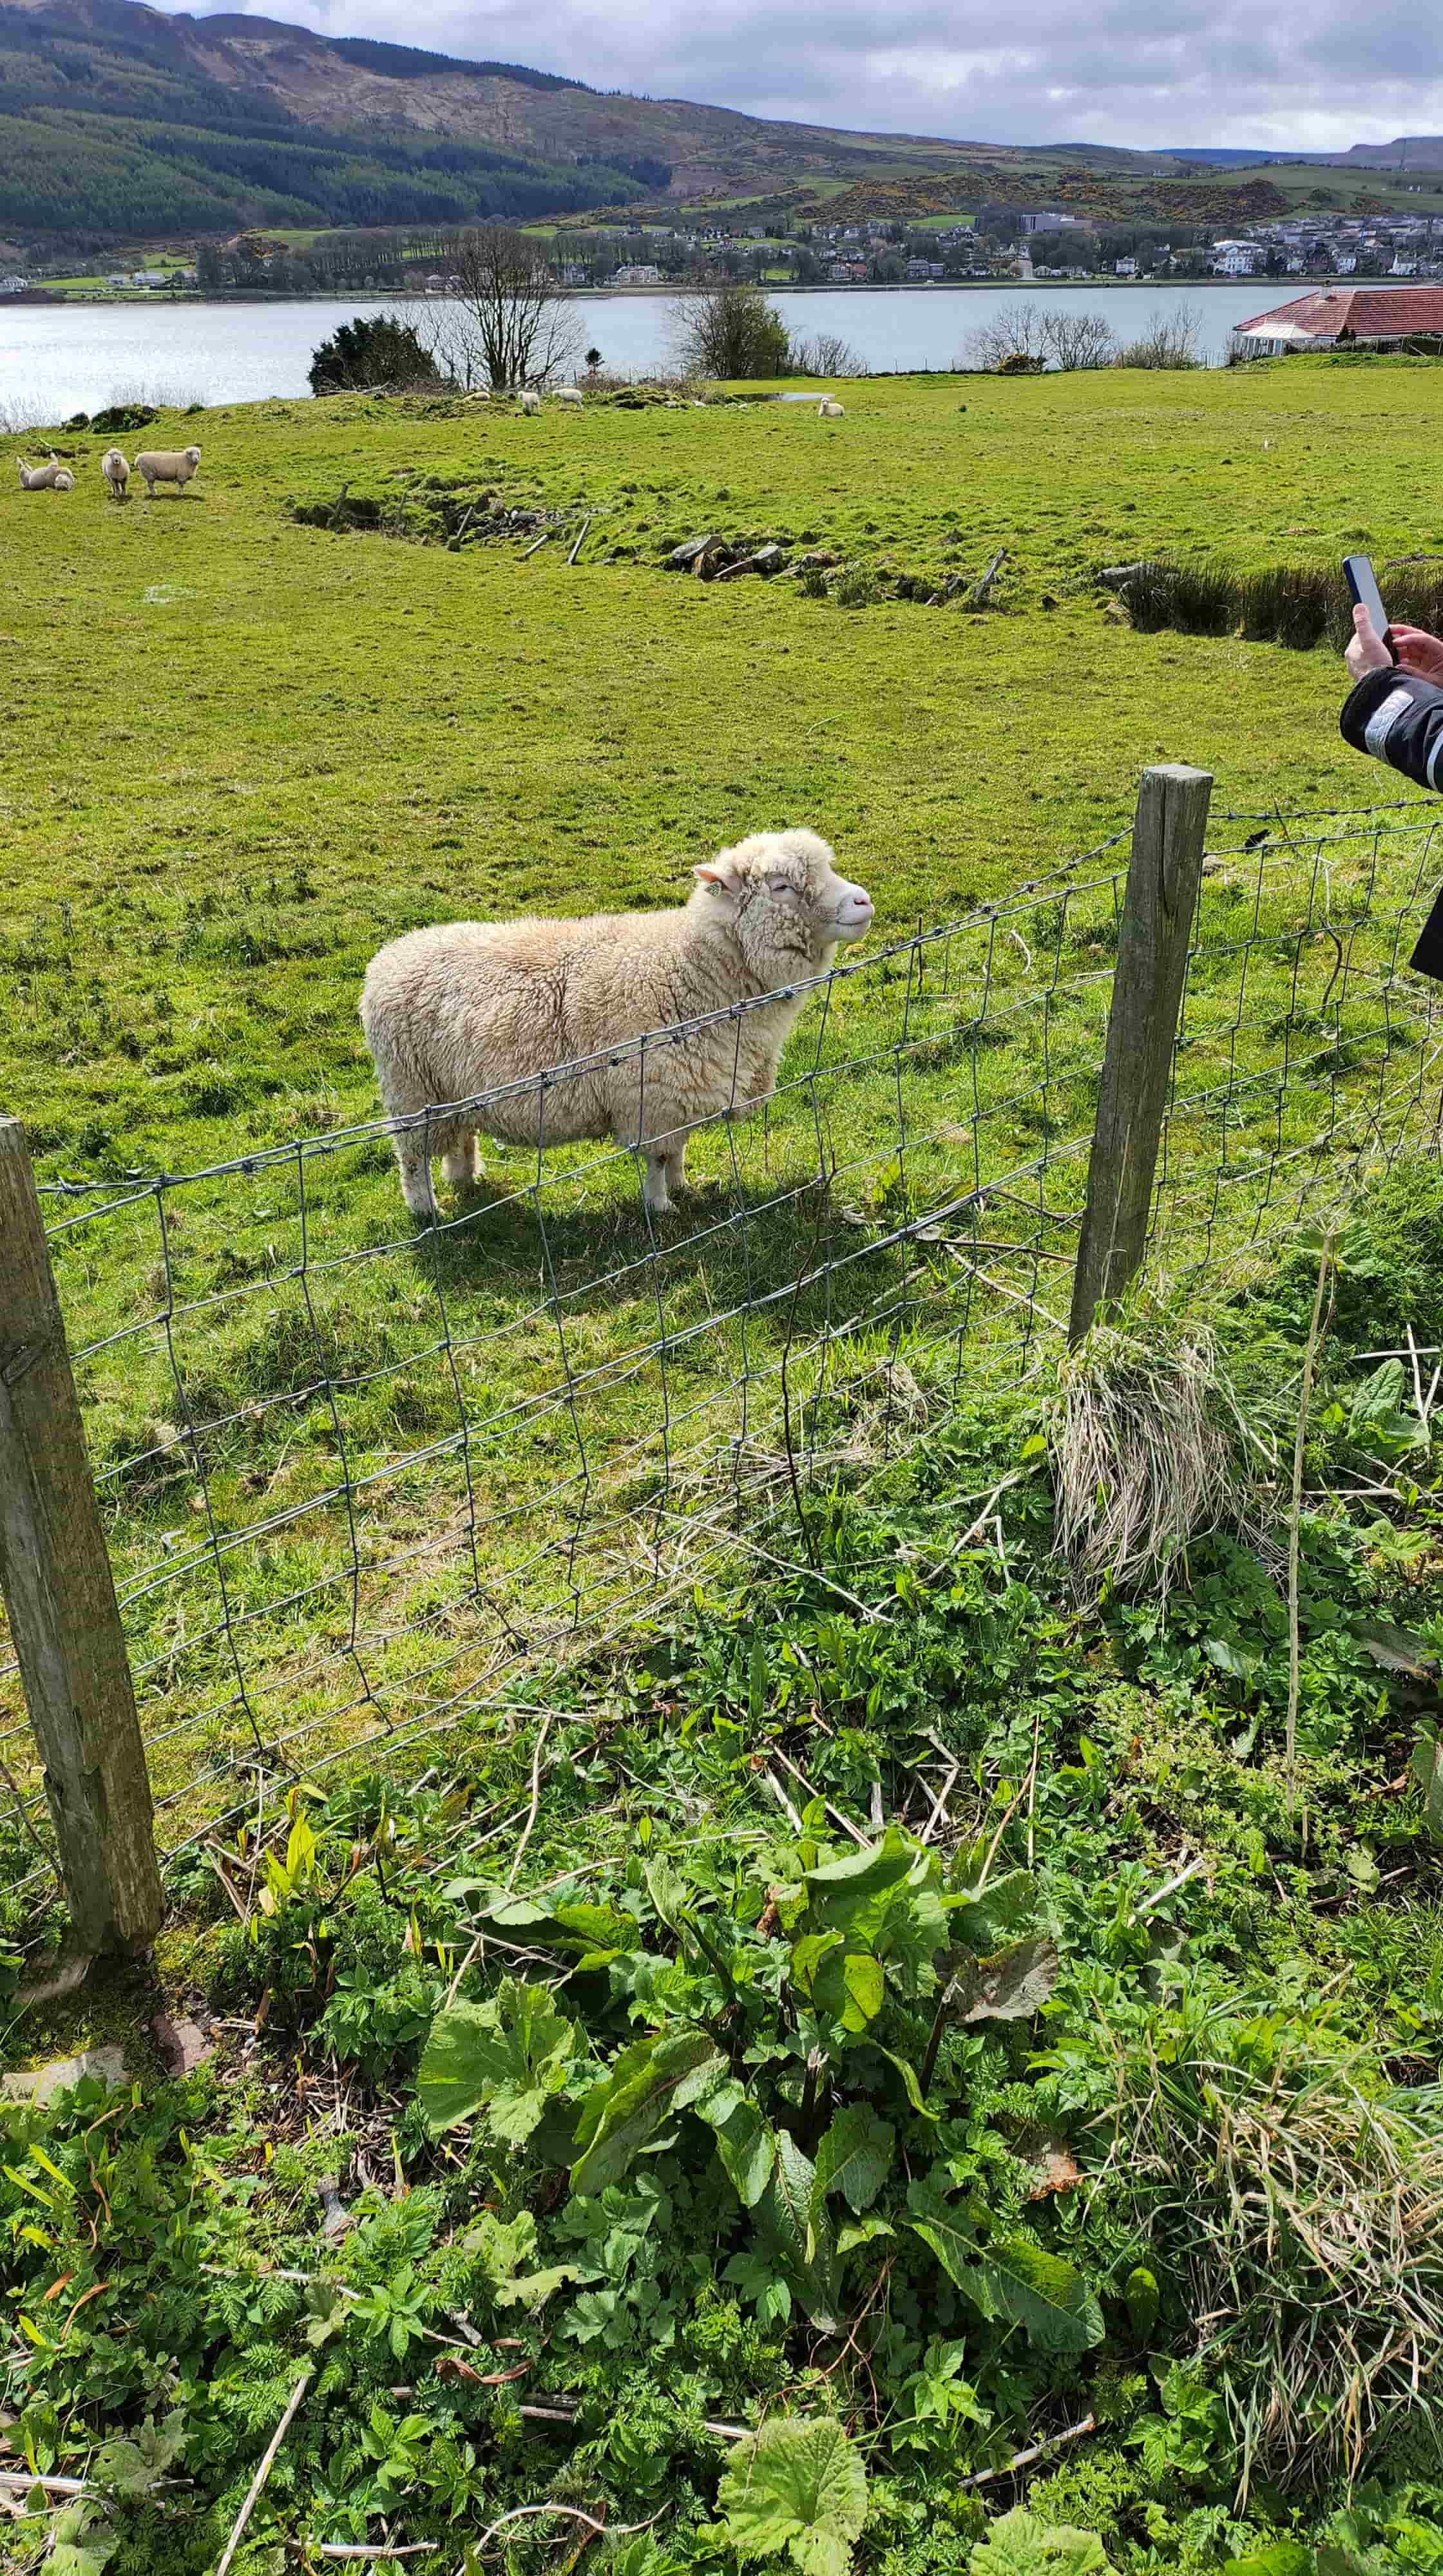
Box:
1343;554;1397;660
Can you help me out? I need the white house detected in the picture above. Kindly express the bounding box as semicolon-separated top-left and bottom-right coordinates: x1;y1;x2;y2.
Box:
611;263;661;285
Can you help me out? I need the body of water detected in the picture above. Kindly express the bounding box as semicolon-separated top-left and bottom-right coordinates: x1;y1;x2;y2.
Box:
1;283;1282;419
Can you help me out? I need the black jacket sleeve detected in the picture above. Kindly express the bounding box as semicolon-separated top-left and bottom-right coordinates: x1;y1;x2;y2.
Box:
1341;666;1443;980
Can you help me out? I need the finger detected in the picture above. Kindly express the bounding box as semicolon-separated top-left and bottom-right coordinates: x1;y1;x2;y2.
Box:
1353;603;1377;639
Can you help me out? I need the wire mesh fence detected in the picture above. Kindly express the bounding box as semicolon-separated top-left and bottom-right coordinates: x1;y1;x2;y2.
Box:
3;784;1442;1911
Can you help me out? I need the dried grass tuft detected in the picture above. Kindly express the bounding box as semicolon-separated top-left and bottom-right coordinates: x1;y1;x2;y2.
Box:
1051;1311;1264;1590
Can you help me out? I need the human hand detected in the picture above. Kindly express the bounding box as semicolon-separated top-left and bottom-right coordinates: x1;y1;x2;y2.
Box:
1388;623;1443;685
1346;603;1393;681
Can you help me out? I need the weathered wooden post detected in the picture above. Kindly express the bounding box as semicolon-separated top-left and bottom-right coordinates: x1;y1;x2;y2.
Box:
0;1117;163;1952
1069;764;1214;1344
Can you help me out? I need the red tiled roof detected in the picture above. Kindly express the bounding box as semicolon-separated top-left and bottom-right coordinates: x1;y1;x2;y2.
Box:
1239;285;1443;339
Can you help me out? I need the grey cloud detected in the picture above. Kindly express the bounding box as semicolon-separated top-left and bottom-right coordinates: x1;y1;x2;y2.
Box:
180;0;1443;148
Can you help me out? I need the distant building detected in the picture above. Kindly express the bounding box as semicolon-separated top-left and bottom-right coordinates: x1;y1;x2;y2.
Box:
0;273;29;294
1212;241;1260;275
611;263;661;285
1114;256;1138;278
904;258;946;280
1236;283;1443;350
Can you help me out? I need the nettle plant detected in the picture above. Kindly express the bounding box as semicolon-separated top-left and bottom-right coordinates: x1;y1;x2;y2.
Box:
419;1824;1102;2363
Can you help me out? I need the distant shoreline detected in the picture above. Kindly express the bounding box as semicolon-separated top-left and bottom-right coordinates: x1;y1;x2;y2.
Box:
9;274;1366;308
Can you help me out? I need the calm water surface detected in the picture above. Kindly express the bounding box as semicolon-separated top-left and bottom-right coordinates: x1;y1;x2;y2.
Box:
1;284;1279;418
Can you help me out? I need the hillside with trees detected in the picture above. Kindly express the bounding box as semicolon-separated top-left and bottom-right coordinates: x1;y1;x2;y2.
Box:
0;0;1172;249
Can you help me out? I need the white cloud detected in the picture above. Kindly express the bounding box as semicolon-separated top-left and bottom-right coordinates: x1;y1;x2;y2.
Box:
176;0;1443;153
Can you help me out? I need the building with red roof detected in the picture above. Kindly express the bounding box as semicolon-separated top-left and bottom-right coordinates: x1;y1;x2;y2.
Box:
1237;285;1443;350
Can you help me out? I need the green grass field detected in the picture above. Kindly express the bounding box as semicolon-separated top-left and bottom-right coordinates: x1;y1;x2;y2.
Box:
3;361;1443;1837
6;357;1443;2576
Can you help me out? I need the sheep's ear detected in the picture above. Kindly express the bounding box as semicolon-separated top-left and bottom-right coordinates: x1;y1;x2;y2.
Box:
693;861;736;891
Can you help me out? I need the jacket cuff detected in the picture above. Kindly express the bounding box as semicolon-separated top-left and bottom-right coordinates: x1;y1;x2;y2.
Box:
1340;666;1404;752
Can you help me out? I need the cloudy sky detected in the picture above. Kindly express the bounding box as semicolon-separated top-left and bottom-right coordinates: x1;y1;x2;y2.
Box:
178;0;1443;152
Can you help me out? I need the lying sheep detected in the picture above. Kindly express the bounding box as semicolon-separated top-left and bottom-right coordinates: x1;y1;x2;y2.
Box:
17;454;68;491
52;469;74;493
553;385;584;407
135;444;202;497
817;398;845;419
101;446;130;502
517;389;541;415
360;828;874;1220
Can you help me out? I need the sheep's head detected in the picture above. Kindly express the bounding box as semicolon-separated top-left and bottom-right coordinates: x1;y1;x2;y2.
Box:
184;446;202;468
692;828;873;976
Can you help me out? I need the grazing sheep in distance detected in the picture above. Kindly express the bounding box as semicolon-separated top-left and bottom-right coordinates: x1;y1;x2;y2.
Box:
135;445;202;497
817;398;845;419
101;447;130;502
17;454;68;490
517;389;541;415
360;828;874;1220
553;385;583;407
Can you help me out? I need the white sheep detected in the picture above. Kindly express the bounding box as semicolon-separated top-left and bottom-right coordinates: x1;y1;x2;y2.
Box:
517;390;541;415
553;385;583;407
16;453;68;491
101;446;130;502
817;398;845;419
134;444;202;497
360;828;874;1220
52;469;74;493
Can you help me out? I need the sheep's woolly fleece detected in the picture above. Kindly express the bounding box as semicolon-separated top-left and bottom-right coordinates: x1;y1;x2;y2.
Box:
360;828;874;1217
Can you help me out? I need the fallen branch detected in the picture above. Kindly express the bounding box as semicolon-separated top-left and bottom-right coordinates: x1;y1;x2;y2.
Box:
568;514;591;567
521;529;550;559
215;2370;312;2576
474;2502;662;2553
959;2411;1097;2490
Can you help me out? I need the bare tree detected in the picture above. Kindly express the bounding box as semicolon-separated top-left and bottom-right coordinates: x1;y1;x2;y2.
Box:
1114;301;1203;369
959;301;1047;371
421;225;579;392
1039;308;1118;371
790;329;868;377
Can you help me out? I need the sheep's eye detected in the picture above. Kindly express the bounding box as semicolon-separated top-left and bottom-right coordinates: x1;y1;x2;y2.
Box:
767;876;794;896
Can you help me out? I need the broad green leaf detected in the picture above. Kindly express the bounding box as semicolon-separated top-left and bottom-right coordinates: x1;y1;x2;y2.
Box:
418;1982;577;2143
812;2105;894;2221
968;2508;1117;2573
1413;1730;1443;1845
1124;2263;1160;2343
462;1892;634;1971
946;1868;1035;1952
718;2416;868;2576
492;2263;581;2313
767;2133;839;2329
906;2175;986;2287
953;2239;1104;2355
704;2096;776;2209
50;2505;119;2576
813;1947;885;2031
836;2213;895;2258
805;1829;916;1934
790;1930;844;1994
1221;2550;1313;2576
770;2130;818;2266
645;1855;691;1935
953;1935;1059;2025
570;2028;722;2195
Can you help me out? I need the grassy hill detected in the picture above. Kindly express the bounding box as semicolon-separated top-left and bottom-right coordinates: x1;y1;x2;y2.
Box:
0;0;1185;249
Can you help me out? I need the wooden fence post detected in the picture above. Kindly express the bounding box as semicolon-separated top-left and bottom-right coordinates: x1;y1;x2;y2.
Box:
0;1118;163;1953
1069;763;1214;1345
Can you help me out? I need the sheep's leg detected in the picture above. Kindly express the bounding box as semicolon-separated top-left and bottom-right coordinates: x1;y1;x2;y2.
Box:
663;1137;689;1198
441;1132;477;1190
394;1132;437;1222
642;1147;673;1214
